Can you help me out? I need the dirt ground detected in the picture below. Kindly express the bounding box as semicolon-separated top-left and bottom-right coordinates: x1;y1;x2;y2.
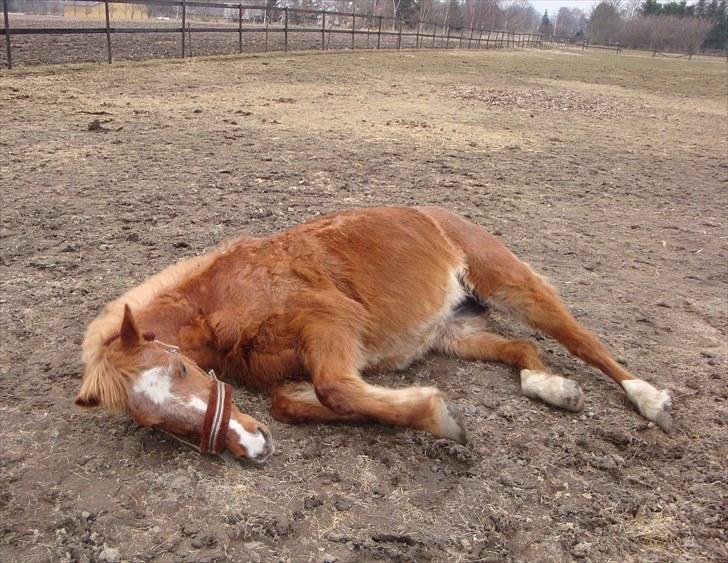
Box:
1;14;451;67
1;48;727;563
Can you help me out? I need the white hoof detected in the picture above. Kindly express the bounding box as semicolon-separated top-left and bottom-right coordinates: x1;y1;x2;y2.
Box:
622;379;673;433
435;399;467;444
520;370;585;412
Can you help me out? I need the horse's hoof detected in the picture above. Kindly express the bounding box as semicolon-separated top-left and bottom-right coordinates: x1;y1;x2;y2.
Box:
560;379;585;412
520;370;584;412
651;395;673;433
622;380;673;433
437;400;467;445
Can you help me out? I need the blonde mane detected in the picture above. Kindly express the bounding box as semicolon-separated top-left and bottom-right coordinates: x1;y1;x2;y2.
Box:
78;239;240;411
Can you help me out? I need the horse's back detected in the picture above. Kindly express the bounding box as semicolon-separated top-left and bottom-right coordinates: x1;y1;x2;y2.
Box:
291;207;469;369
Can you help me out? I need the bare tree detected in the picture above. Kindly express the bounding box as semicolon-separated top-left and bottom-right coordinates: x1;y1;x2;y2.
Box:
555;7;586;36
620;14;713;53
587;2;622;43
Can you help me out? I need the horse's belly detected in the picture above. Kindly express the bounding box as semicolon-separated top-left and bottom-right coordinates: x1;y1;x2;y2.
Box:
362;267;468;371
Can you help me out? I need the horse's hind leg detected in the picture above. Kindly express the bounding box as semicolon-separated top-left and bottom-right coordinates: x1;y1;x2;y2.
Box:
490;272;672;430
437;314;585;412
421;207;672;431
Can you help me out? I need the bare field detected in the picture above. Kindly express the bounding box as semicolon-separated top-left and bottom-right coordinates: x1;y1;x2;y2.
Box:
2;14;431;67
1;49;727;562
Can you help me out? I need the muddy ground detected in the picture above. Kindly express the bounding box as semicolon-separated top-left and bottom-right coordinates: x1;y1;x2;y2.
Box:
1;48;727;562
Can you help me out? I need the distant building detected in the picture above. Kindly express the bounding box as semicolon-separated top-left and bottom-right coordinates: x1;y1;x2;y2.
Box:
63;1;152;20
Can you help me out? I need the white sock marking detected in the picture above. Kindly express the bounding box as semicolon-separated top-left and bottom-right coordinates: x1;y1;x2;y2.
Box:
622;379;671;422
520;370;584;412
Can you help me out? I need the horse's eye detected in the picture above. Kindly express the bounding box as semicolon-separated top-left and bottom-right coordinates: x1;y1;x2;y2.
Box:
180;364;187;377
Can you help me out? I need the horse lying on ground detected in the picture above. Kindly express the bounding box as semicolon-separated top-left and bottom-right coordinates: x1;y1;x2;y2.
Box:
75;206;672;462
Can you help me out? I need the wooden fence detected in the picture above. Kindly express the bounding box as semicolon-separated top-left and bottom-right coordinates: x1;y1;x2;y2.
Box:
1;0;544;69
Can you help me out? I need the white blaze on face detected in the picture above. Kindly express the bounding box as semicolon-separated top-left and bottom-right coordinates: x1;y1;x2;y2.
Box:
186;397;269;458
229;420;269;459
134;367;174;405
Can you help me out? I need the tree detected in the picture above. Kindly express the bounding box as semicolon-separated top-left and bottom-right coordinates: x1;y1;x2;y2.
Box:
446;0;464;29
539;9;554;35
703;0;727;49
588;2;622;43
397;0;419;24
555;7;587;36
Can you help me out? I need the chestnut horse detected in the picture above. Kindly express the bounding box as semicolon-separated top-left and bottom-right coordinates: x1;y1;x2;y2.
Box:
75;207;672;462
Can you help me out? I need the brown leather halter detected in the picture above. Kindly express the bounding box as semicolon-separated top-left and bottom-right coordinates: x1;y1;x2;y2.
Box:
158;369;232;455
105;332;233;454
199;370;232;454
148;339;232;454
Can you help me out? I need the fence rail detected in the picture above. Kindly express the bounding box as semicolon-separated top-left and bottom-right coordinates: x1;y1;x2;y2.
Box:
1;0;544;68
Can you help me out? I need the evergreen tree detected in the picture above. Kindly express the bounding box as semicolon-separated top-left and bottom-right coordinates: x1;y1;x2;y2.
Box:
539;10;554;35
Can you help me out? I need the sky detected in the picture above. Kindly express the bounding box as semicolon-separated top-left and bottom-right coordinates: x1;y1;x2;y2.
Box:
530;0;601;16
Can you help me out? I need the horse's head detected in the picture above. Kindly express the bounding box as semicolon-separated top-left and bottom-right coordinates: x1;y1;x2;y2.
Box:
75;305;274;463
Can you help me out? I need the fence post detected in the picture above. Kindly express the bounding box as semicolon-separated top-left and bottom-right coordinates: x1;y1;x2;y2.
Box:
446;25;450;49
3;0;11;69
377;15;382;50
284;7;288;52
477;28;483;49
181;0;186;58
264;11;268;52
432;23;436;48
103;0;112;63
321;10;325;50
416;20;420;49
468;27;473;49
238;3;242;54
187;22;192;57
397;19;402;49
351;10;355;50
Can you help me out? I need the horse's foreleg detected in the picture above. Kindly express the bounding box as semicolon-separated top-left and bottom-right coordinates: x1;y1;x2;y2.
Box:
300;311;466;443
437;315;585;412
271;382;366;424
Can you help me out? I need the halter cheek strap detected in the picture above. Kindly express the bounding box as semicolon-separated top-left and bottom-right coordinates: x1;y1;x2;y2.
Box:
199;372;232;455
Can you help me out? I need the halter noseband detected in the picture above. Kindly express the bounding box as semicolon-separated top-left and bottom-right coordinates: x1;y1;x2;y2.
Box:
149;339;232;454
105;332;234;455
199;370;232;454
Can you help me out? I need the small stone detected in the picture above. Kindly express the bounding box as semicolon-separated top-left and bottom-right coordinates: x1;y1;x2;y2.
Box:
98;546;121;563
81;511;90;520
303;495;323;510
592;455;617;470
273;516;292;537
571;542;592;558
499;474;515;487
323;554;337;563
334;498;353;512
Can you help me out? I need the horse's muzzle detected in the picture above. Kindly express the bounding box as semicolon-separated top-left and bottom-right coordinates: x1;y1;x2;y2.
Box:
248;425;274;463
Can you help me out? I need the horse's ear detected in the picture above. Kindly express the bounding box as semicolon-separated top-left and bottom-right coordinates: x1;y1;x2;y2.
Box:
120;304;141;348
75;392;100;409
